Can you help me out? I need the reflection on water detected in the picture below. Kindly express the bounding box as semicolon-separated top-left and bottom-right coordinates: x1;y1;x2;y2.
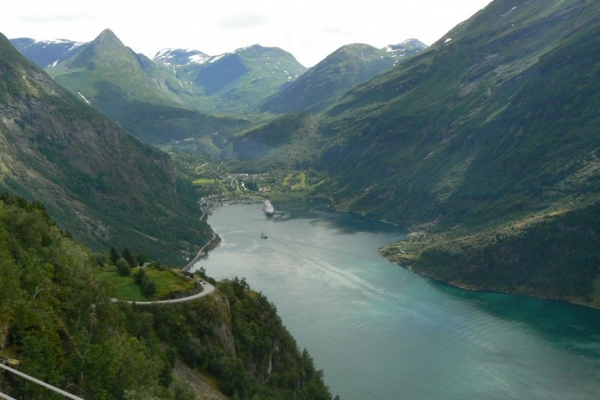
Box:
198;201;600;400
438;285;600;358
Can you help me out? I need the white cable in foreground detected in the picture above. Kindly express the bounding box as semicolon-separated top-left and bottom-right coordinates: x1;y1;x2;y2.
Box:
0;391;17;400
0;363;84;400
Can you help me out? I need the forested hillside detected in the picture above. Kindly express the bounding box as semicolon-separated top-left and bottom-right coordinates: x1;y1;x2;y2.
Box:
0;193;333;399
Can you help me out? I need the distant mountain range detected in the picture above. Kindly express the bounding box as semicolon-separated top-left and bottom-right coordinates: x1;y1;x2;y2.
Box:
10;30;254;146
10;32;308;114
159;44;307;113
8;37;85;68
9;31;425;147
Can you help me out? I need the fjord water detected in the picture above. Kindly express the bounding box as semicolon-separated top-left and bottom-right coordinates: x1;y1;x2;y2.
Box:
198;201;600;400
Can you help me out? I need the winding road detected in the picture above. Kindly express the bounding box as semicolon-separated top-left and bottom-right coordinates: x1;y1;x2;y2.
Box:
111;220;220;305
184;233;217;272
111;279;216;306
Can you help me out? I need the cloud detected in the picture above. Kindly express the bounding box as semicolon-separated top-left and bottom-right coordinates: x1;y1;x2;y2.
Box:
19;12;95;23
218;13;267;29
322;27;355;37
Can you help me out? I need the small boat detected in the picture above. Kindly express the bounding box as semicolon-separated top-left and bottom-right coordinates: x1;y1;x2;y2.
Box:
261;233;268;239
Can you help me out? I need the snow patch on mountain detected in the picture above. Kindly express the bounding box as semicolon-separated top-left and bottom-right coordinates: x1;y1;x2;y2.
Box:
32;38;84;50
78;92;91;105
154;48;211;66
208;54;226;63
69;42;84;51
385;38;428;58
37;38;75;45
189;53;210;64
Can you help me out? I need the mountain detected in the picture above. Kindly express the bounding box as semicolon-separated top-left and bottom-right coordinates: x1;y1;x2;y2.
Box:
317;0;600;304
48;30;251;145
43;28;197;141
162;44;308;113
0;32;211;262
261;40;427;114
319;0;600;225
231;0;600;305
9;37;85;68
11;32;279;147
48;29;182;105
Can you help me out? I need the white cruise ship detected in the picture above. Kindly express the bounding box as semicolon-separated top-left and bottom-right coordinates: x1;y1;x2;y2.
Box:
262;200;274;216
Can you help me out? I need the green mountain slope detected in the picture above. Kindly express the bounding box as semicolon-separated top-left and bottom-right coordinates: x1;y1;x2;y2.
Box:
169;44;308;113
227;113;325;171
320;0;600;224
261;41;427;114
43;29;244;145
0;194;333;399
0;32;210;262
49;29;183;109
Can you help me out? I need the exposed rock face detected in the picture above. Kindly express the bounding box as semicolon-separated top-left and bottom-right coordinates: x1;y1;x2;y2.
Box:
211;292;237;359
172;359;229;400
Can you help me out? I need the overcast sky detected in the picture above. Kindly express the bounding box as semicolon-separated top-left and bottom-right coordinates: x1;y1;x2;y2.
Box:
2;0;493;67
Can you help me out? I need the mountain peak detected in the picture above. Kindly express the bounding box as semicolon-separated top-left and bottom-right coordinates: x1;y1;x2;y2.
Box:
234;44;293;58
401;38;427;47
236;44;264;52
334;43;378;54
384;39;428;60
94;29;124;47
0;32;10;48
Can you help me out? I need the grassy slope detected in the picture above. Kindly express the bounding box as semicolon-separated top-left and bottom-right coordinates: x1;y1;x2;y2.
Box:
95;266;197;301
380;17;600;304
225;113;325;172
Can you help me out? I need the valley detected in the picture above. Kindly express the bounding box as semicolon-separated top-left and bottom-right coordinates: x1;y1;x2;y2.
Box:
6;0;600;307
1;0;600;397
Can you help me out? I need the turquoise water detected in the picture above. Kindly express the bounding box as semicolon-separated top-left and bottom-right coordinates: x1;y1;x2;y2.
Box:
197;201;600;400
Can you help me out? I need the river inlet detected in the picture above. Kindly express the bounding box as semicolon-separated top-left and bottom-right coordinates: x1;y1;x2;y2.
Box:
196;201;600;400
